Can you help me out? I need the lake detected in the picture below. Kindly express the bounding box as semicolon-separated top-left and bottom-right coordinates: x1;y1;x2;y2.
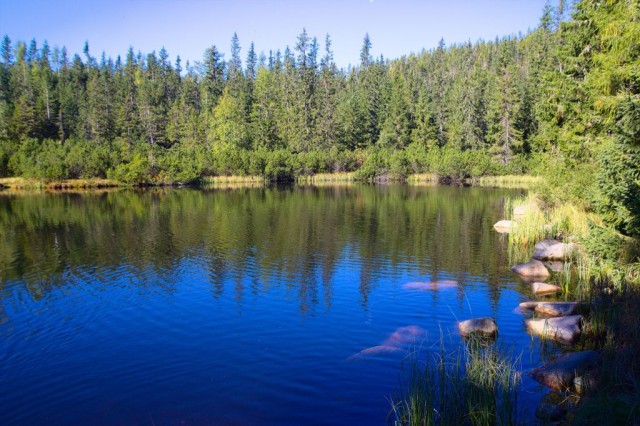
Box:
0;185;550;425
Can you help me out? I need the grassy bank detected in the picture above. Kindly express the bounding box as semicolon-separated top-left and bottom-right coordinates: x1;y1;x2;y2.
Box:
296;172;356;184
471;175;542;189
0;173;540;193
0;177;123;190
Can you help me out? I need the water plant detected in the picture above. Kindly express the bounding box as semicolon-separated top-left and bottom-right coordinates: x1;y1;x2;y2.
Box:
389;338;521;426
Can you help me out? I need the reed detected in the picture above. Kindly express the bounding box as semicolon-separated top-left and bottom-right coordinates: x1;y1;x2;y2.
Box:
390;338;521;426
199;175;266;185
407;173;440;184
0;177;122;190
296;172;356;184
473;175;542;189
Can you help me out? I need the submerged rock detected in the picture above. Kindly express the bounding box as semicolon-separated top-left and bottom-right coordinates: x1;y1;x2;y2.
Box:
534;302;579;317
403;280;458;291
347;345;403;360
382;325;426;346
493;220;517;233
532;282;562;295
534;240;576;261
511;259;550;278
458;317;498;339
525;315;582;345
530;350;599;391
349;325;427;361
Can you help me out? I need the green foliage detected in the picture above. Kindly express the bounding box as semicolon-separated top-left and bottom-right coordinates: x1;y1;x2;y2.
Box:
596;99;640;238
65;138;113;178
426;147;499;181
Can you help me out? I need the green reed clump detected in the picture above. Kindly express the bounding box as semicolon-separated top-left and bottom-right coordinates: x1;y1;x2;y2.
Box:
390;338;521;426
474;175;542;189
296;172;356;184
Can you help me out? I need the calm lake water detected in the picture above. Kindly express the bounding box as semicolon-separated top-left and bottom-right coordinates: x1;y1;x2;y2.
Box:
0;185;551;425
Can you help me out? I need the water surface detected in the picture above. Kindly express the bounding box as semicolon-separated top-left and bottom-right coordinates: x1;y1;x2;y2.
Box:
0;185;547;424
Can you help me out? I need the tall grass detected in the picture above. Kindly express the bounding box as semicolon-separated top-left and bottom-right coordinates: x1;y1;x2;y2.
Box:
473;175;542;189
407;173;440;184
199;175;266;185
505;193;597;246
0;177;122;190
390;338;521;426
296;172;355;184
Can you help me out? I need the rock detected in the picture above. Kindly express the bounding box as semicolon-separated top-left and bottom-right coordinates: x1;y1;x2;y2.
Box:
513;205;532;217
382;325;427;346
544;261;565;273
530;350;600;391
534;302;579;317
493;220;517;233
536;403;567;422
525;315;582;345
519;301;540;310
534;241;577;261
458;317;498;338
403;280;458;291
347;345;403;360
532;282;562;295
535;239;562;250
511;259;550;278
574;373;599;395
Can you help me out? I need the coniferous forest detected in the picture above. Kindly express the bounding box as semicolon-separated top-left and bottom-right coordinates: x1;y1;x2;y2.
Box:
0;0;638;235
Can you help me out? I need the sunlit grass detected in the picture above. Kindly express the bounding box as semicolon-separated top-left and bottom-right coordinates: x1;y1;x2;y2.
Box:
296;172;356;184
407;173;439;184
473;175;542;189
0;177;122;190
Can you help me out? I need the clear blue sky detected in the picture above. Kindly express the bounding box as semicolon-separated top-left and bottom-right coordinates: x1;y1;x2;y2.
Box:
0;0;548;68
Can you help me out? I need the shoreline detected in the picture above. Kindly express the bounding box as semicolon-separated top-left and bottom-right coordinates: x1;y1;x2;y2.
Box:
0;174;542;193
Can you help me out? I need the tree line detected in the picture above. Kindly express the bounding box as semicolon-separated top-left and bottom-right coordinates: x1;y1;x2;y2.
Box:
0;0;638;237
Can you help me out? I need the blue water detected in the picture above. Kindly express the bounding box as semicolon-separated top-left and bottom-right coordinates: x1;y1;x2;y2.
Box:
0;185;549;424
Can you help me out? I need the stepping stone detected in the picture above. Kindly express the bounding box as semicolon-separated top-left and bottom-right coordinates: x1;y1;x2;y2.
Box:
493;220;517;233
525;315;582;345
534;241;577;261
458;317;498;338
512;259;550;279
513;204;533;218
532;282;562;295
535;239;561;250
534;302;578;317
530;350;599;391
519;301;540;310
543;261;565;272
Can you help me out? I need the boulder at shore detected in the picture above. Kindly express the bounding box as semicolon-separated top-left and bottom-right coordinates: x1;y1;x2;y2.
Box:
525;315;582;345
493;220;517;233
533;240;576;261
532;282;562;295
513;204;533;218
534;302;579;317
458;317;498;338
511;259;550;279
519;301;540;310
530;350;600;391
